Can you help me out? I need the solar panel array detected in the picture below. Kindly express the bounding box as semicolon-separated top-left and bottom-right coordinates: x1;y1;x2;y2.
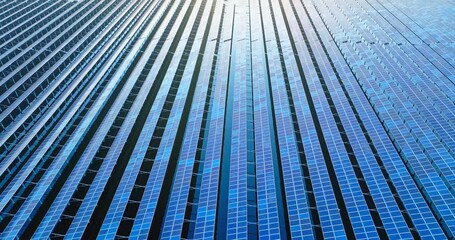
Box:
0;0;454;239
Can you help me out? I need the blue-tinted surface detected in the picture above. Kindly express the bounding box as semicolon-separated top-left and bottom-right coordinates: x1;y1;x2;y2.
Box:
0;0;454;239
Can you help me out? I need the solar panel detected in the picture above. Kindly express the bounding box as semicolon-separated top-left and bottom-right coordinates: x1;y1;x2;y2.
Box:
0;0;453;238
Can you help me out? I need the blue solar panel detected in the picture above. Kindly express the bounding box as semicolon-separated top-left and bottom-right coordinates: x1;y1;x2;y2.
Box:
193;4;235;239
0;0;454;238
